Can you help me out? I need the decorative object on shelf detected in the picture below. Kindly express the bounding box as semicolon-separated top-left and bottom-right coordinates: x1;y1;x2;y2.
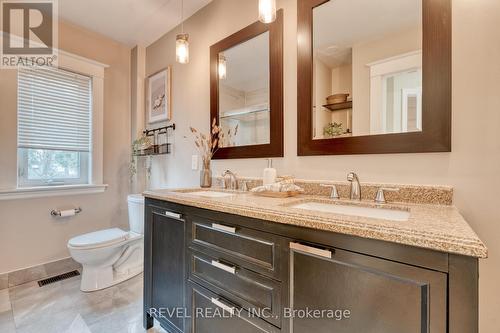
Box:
326;93;349;104
324;122;345;137
148;67;172;123
176;0;189;64
258;0;277;23
130;134;153;179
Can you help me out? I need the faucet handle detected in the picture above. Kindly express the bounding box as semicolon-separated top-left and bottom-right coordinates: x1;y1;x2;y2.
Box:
374;187;400;204
220;172;227;189
320;184;340;199
241;181;249;192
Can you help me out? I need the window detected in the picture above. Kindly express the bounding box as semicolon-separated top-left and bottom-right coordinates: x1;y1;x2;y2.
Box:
17;66;92;187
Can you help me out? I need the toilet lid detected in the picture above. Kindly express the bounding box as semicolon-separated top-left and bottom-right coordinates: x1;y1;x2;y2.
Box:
68;228;129;248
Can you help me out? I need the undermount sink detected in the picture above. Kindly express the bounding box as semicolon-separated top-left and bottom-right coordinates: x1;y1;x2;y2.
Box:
185;191;235;198
290;201;410;222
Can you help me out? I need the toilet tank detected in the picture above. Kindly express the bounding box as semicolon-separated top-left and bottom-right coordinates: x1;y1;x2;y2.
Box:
128;194;145;234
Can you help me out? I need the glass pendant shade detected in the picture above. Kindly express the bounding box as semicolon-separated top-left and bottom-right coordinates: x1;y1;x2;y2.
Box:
176;33;189;64
258;0;277;23
218;54;227;80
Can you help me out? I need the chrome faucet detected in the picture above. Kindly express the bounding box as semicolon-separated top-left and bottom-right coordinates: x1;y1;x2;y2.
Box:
347;172;361;201
222;170;238;190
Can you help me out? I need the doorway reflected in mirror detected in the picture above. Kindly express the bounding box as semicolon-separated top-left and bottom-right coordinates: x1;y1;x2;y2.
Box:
312;0;422;140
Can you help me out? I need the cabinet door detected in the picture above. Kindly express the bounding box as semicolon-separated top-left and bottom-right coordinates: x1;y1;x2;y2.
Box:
149;207;186;333
289;242;447;333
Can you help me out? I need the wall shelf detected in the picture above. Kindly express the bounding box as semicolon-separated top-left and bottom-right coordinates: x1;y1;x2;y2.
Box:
220;107;270;122
133;124;175;157
323;101;352;112
133;143;171;156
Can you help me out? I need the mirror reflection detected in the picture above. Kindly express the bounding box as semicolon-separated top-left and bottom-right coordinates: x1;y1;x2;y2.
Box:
218;31;270;147
312;0;422;139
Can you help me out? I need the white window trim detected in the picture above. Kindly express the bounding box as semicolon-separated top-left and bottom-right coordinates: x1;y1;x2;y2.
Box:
3;48;110;199
0;184;108;201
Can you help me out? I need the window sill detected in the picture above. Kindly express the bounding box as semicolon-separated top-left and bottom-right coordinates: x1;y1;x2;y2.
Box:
0;184;108;201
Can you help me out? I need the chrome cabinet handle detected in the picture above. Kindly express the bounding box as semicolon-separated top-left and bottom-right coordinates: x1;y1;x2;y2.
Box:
159;210;182;220
211;260;236;274
290;242;332;259
211;298;235;315
212;223;236;234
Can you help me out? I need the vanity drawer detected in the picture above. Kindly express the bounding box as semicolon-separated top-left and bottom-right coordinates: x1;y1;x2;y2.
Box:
189;250;282;328
188;282;280;333
189;215;282;279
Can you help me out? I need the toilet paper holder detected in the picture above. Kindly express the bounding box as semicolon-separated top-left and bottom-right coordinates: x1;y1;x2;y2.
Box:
50;207;82;217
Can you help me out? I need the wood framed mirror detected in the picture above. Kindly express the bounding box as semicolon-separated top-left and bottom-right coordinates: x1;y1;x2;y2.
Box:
297;0;451;155
210;9;283;159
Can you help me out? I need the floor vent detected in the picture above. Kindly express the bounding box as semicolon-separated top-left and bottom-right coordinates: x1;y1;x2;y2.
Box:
38;270;80;287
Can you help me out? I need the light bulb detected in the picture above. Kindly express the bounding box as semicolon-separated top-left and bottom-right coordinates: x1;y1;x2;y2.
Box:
218;54;227;80
258;0;276;24
176;33;189;64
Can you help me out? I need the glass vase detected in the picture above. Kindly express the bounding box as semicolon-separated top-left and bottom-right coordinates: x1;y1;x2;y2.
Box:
200;167;212;188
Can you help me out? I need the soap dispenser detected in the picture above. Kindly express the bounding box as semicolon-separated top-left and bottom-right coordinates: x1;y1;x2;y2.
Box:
263;159;277;186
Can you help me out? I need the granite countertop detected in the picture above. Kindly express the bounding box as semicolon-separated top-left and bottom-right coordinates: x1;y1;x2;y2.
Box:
143;188;488;259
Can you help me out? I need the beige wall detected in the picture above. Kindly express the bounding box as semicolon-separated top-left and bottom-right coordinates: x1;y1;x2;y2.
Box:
313;58;332;139
145;0;500;330
0;20;131;273
352;26;421;136
330;64;352;130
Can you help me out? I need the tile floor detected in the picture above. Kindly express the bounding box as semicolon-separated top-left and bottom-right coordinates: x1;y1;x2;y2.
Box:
0;273;165;333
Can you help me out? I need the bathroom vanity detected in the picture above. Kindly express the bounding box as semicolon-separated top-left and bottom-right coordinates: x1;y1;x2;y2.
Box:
142;188;486;333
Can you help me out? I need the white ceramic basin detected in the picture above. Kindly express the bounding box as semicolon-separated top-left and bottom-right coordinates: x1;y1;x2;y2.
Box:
290;201;410;222
187;191;234;198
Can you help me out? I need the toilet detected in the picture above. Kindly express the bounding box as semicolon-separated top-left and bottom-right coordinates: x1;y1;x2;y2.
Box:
68;194;145;292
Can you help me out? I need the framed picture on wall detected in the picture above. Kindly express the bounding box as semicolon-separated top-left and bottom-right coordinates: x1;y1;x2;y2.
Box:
148;67;171;123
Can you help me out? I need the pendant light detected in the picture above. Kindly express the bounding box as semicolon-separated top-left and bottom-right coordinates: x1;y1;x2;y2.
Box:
176;0;189;64
258;0;277;24
218;54;227;80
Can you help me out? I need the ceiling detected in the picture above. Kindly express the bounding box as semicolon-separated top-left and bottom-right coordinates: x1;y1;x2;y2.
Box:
314;0;421;68
58;0;212;47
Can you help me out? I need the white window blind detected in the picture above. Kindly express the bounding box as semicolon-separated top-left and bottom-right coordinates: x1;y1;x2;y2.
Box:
17;67;92;152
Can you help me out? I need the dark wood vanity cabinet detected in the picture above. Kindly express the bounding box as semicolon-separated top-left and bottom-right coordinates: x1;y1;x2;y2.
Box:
144;198;479;333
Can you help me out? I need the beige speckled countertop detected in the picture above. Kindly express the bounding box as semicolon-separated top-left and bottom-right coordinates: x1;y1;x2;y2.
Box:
143;188;487;258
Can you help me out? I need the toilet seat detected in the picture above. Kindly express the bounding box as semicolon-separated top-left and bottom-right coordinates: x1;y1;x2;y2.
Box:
68;228;129;250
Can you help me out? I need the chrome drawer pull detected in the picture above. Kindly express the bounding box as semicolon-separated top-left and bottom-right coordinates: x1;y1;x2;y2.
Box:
159;210;182;220
211;260;236;274
212;223;236;234
290;242;332;259
211;298;235;315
